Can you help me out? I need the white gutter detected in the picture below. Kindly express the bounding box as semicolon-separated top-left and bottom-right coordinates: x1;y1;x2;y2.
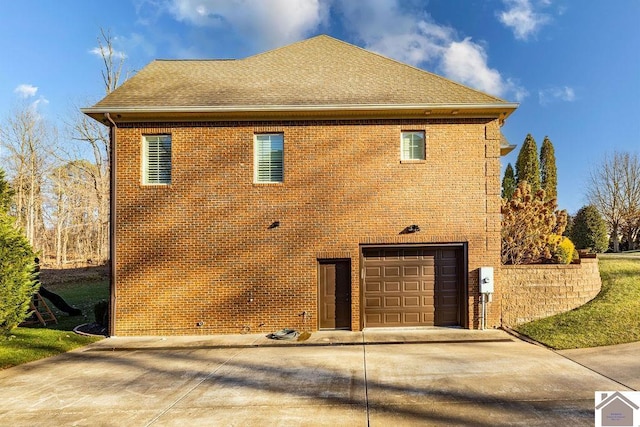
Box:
81;102;519;115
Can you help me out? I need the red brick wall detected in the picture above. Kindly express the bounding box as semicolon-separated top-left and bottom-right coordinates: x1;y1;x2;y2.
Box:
113;118;503;335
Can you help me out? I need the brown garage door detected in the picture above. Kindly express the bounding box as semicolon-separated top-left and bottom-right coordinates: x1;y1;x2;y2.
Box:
362;246;463;327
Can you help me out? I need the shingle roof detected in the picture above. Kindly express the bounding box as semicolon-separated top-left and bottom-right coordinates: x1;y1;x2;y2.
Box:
91;35;513;110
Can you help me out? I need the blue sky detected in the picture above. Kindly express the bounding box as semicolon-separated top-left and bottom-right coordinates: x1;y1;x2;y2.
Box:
0;0;638;214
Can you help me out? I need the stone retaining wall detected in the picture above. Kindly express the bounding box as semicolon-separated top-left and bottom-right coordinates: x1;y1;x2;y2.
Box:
501;258;601;326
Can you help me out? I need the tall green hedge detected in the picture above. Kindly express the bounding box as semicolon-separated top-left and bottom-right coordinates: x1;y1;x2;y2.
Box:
501;163;516;200
515;134;541;194
540;136;558;202
0;210;38;334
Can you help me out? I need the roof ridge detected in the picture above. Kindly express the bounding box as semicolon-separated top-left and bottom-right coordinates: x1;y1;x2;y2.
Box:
154;58;237;62
242;33;331;61
243;34;509;103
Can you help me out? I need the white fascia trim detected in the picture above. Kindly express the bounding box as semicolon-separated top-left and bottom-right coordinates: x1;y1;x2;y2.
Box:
81;103;519;114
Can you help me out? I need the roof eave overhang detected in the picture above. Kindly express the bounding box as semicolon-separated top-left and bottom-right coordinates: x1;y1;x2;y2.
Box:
81;103;519;125
500;144;517;156
500;132;517;156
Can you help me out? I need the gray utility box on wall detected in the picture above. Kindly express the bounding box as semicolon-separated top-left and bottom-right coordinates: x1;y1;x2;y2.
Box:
479;267;494;294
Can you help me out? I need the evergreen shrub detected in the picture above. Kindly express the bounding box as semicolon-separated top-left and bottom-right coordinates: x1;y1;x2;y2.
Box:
0;213;37;334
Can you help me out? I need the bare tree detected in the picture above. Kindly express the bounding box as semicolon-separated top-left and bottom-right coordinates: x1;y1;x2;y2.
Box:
587;151;640;252
68;114;110;263
50;160;100;266
0;28;127;267
66;28;126;264
0;104;56;255
620;152;640;249
96;28;125;95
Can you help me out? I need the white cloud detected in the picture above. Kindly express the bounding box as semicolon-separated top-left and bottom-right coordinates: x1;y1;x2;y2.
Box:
508;79;530;102
497;0;550;41
441;38;504;97
30;97;49;111
364;20;453;66
441;38;529;101
12;84;48;115
166;0;327;48
89;46;127;60
14;84;38;98
156;0;526;101
335;1;526;101
538;86;576;105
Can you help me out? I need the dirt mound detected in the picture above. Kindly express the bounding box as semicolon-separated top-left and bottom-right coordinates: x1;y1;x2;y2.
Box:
39;265;108;286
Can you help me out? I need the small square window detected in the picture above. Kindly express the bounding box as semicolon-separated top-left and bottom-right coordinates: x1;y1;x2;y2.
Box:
142;135;171;185
401;131;425;161
254;133;284;183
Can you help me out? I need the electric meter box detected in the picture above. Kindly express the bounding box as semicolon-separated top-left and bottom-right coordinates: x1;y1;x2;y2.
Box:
479;267;494;294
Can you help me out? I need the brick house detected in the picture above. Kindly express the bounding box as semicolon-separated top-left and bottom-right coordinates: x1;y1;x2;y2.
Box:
83;35;517;336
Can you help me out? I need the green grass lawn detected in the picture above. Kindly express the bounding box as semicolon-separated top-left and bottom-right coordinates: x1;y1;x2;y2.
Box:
0;328;103;370
516;254;640;349
0;277;108;370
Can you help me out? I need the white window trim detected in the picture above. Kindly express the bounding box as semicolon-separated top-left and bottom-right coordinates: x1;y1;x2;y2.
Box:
400;130;426;161
142;134;172;185
254;133;284;184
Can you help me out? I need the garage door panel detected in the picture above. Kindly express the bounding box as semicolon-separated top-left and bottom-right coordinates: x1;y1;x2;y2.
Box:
441;249;457;258
384;281;401;292
384;296;401;307
421;279;435;291
384;312;401;324
438;311;458;326
366;281;382;292
402;249;420;259
402;265;420;276
366;266;382;277
384;266;401;277
437;281;457;291
422;265;435;276
366;313;382;324
404;312;420;323
441;266;457;276
403;281;420;292
384;250;401;260
363;246;462;328
367;310;440;327
422;297;434;310
438;294;457;305
403;296;421;307
422;312;435;323
365;297;382;308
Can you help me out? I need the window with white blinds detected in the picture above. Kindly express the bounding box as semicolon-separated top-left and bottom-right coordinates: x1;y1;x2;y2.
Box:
254;133;284;183
143;135;172;185
401;131;426;160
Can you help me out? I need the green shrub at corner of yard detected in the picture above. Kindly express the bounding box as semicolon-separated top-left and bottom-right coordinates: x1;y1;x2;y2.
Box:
516;256;640;350
0;328;102;370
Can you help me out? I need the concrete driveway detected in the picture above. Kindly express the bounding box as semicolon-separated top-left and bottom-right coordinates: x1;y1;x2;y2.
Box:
0;329;636;426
